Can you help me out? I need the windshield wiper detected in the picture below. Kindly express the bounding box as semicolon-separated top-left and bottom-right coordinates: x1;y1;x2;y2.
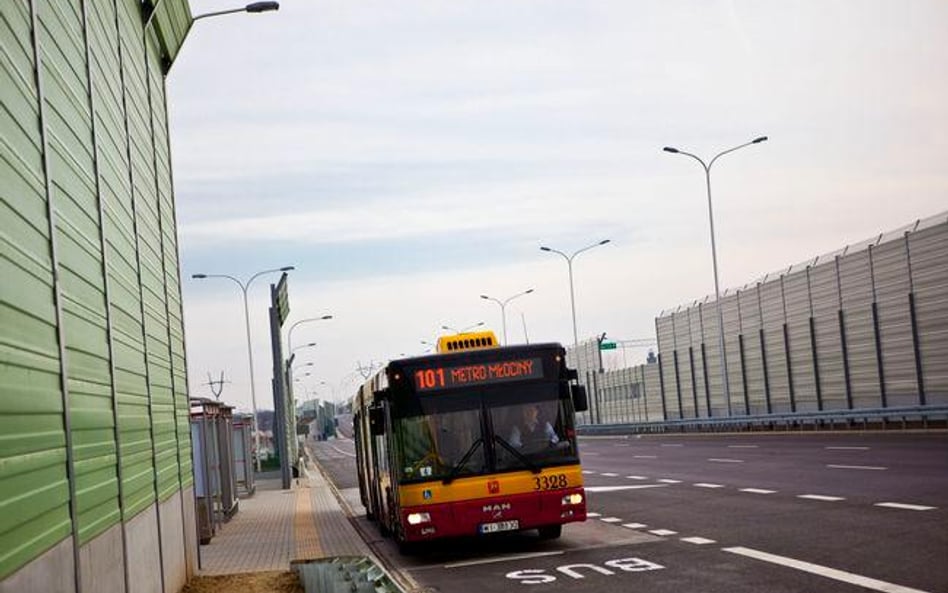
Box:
493;435;541;474
442;438;484;485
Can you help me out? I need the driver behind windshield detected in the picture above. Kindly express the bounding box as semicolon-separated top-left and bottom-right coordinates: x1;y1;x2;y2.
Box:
508;403;559;451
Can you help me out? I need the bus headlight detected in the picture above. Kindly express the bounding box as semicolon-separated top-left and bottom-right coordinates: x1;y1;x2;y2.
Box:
561;493;584;506
407;512;431;525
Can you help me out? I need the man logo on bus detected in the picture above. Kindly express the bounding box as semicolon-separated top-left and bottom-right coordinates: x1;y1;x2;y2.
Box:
488;480;500;494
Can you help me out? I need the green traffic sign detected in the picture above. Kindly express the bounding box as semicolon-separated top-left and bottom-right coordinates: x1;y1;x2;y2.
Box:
599;341;617;350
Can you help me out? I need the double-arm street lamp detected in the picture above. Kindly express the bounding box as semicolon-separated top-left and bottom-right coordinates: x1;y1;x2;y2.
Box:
441;322;485;335
480;289;534;345
540;240;611;347
663;136;768;416
191;265;294;470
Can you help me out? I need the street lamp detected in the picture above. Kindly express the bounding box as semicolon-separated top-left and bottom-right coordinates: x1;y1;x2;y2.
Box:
441;322;485;334
191;265;294;470
291;341;317;355
663;135;768;416
287;314;333;353
540;240;610;347
480;289;534;345
192;2;280;21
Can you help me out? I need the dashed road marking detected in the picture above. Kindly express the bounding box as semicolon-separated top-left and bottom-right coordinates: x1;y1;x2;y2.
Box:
723;546;931;593
694;483;725;488
634;455;657;459
874;502;936;511
649;529;678;536
825;446;870;450
798;494;845;502
708;458;744;463
827;464;886;471
658;479;682;484
626;475;649;480
728;445;759;449
582;470;596;474
622;523;647;529
601;472;619;477
740;488;777;494
587;512;602;518
585;485;669;493
661;444;684;447
600;517;623;523
681;537;716;545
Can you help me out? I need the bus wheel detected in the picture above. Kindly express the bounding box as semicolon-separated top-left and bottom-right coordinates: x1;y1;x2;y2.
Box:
538;524;562;539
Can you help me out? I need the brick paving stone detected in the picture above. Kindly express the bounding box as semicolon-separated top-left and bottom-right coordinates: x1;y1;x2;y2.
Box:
197;462;374;576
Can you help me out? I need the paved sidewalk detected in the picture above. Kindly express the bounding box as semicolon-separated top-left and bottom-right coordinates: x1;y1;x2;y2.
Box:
197;460;372;575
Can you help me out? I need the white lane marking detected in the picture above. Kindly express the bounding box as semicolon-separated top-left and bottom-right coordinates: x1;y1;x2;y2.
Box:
658;479;682;484
827;464;887;471
626;475;649;480
585;484;669;493
874;502;937;511
649;529;678;536
694;483;725;488
661;444;684;447
622;523;647;529
681;537;716;545
825;446;870;450
586;512;602;518
798;494;845;502
600;517;623;523
740;488;777;494
601;472;619;477
634;455;657;459
723;546;932;593
582;470;596;474
329;444;356;458
708;458;744;463
445;550;564;568
728;445;759;449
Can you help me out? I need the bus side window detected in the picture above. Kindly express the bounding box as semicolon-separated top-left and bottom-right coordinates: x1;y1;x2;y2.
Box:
369;406;385;436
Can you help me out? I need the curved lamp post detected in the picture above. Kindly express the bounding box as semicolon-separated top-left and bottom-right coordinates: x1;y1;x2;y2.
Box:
192;1;280;21
663;135;768;416
287;314;333;353
480;289;534;345
540;240;610;347
191;265;293;470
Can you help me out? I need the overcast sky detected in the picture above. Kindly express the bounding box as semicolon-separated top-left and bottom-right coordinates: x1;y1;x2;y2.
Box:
168;1;948;412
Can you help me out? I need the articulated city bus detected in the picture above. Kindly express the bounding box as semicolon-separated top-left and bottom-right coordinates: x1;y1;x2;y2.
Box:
352;331;589;551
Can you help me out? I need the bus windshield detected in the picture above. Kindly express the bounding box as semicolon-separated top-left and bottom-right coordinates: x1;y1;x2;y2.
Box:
395;383;577;483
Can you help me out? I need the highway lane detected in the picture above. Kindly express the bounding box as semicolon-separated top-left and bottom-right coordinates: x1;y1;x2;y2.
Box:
309;431;947;593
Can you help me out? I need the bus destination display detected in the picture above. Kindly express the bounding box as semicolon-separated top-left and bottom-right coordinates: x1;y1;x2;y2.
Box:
413;357;544;392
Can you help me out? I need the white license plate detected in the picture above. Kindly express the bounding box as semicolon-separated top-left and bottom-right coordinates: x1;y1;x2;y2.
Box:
479;520;519;534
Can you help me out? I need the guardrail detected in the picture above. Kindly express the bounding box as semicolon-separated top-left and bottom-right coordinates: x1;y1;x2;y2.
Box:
577;405;948;435
293;556;403;593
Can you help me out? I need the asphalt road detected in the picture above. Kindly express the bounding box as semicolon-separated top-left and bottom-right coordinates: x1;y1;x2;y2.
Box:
310;429;947;593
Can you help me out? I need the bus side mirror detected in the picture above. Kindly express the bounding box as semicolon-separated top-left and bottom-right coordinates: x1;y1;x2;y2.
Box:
571;384;588;412
369;406;385;436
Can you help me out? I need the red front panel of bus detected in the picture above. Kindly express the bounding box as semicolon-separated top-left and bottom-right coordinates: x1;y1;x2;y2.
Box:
399;486;586;542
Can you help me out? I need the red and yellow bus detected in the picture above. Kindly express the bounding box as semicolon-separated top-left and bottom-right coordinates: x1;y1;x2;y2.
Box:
352;331;589;551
